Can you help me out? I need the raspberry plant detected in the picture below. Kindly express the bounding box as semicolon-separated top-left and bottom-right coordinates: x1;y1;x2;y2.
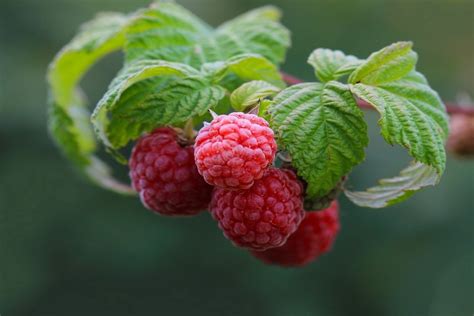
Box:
47;2;451;265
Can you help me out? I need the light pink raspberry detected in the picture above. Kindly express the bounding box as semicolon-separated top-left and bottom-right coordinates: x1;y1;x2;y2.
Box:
194;113;277;190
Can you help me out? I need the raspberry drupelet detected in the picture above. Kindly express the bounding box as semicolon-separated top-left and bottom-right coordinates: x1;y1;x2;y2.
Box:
210;168;305;251
251;200;340;267
129;127;213;216
194;112;277;190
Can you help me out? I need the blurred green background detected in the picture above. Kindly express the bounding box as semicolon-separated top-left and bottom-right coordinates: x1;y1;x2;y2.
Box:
1;0;473;315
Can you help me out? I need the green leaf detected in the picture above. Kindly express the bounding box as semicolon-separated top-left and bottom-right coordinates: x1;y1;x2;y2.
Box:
94;4;286;153
47;12;134;194
124;3;290;68
49;98;90;167
344;161;440;208
193;95;233;126
350;71;448;174
108;77;225;149
349;41;417;85
48;13;129;106
258;99;273;121
269;81;368;198
213;6;291;65
124;2;212;66
230;81;280;111
92;59;221;149
307;48;362;82
342;42;448;207
213;54;285;90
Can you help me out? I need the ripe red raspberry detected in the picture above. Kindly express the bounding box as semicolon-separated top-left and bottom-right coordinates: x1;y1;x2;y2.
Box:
129;127;213;216
209;168;305;251
251;201;340;267
447;114;474;157
194;112;277;190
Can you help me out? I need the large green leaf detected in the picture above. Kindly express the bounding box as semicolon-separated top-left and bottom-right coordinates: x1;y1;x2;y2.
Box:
349;43;448;170
213;6;290;65
269;81;368;198
124;2;212;66
92;59;210;148
307;48;362;82
47;12;134;194
48;13;129;106
108;77;225;149
350;71;448;174
344;161;440;208
124;3;290;68
343;42;448;207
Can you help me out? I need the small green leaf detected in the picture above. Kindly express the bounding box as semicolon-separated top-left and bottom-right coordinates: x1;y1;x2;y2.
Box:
258;99;273;121
230;80;280;111
214;54;285;90
344;161;440;208
349;41;417;85
92;59;222;149
47;12;134;194
307;48;362;82
269;81;368;198
350;71;448;174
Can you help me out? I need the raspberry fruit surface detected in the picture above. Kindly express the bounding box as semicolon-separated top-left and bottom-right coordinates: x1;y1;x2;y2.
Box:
210;168;305;251
194;112;277;190
129;127;213;216
251;200;340;267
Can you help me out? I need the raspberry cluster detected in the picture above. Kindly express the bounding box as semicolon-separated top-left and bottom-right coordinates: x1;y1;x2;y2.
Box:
128;113;340;267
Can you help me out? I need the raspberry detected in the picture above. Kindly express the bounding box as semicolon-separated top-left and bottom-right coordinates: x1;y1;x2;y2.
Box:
209;168;305;251
447;114;474;157
129;127;213;216
251;201;340;267
194;112;277;190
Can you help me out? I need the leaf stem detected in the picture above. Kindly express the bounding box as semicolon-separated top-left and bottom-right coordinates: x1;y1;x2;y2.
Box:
183;119;196;141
